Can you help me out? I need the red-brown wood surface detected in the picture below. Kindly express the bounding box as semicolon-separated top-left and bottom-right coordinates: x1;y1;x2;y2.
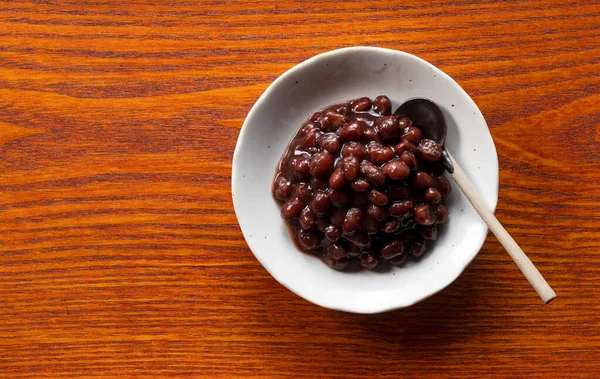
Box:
1;1;599;377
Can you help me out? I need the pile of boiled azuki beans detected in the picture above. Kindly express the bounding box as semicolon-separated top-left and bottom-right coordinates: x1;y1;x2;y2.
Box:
272;95;451;270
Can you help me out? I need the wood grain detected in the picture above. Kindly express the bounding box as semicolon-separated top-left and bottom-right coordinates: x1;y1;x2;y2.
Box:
1;0;599;377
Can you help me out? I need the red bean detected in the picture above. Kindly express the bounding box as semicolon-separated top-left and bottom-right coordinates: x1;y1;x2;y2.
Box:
299;121;319;136
274;175;293;200
434;204;449;224
339;121;365;142
389;200;414;218
341;141;368;159
350;179;371;192
309;151;334;178
290;155;311;180
381;240;405;260
349;97;372;112
310;177;329;191
376;116;400;142
366;203;387;221
424;188;442;205
384;219;401;233
281;197;303;220
324;225;342;242
410;171;434;189
361;215;378;234
397;116;412;130
309;112;321;122
363;127;382;143
417;139;442;161
342;155;361;181
342;208;362;234
410;238;427;258
319;110;346;132
437;176;452;197
327;243;347;260
373;95;392;116
331;104;350;115
394;140;415;155
311;190;332;215
318;133;342;154
316;217;330;232
360;252;380;269
400;150;419;170
345;243;362;257
360;160;386;185
401;126;422;144
324;254;348;270
367;189;388;206
382;159;410;180
386;182;408;200
421;225;438;240
298;207;315;229
389;252;407;265
294;183;313;204
345;231;371;247
330;208;347;227
327;187;351;207
414;204;436;225
300;128;321;149
367;142;395;165
296;229;320;251
329;168;346;189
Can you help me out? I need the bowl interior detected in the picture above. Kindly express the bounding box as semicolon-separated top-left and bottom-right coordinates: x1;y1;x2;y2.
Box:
232;47;498;314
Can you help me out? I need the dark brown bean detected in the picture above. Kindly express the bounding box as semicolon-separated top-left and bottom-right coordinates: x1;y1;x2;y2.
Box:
320;110;346;131
421;225;438;240
345;243;362;257
424;188;442;205
361;215;378;234
327;243;347;260
410;238;427;258
384;219;401;233
318;133;341;154
300;127;321;149
349;97;372;112
367;142;395;165
329;169;346;189
360;160;386;186
309;177;328;191
363;127;382;143
339;121;365;142
341;141;368;159
324;254;348;270
350;179;371;192
410;171;434;189
324;225;342;242
376;116;400;142
294;183;313;204
434;204;449;224
311;190;332;215
400;150;419;170
299;121;319;136
345;231;371;247
290;155;311;179
394;141;415;155
342;208;362;234
389;200;414;218
274;175;293;200
327;187;350;208
331;104;350;115
417;139;442;161
296;229;320;251
397;116;412;130
437;176;452;197
373;95;392;116
342;155;361;181
330;208;347;227
414;204;436;225
281;197;303;220
386;182;408;200
360;252;380;269
299;207;315;229
367;189;388;206
401;126;422;144
309;151;334;178
351;192;368;207
389;252;407;265
366;204;387;221
383;159;410;180
381;240;406;260
316;217;330;232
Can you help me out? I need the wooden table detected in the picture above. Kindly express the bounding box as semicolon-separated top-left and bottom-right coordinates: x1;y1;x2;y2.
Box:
1;1;599;377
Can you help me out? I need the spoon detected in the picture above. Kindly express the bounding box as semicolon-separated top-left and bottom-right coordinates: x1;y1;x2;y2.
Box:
395;98;556;304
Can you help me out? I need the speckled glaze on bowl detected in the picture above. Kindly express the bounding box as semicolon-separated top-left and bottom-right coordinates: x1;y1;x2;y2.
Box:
232;47;498;314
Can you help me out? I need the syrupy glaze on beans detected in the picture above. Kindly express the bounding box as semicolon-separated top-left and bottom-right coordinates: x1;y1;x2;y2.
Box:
272;96;451;271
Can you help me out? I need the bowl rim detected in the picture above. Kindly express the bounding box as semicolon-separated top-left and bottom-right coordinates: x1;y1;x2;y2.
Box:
232;46;499;313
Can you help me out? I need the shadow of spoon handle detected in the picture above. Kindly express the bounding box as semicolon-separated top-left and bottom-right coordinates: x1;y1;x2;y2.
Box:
446;150;556;304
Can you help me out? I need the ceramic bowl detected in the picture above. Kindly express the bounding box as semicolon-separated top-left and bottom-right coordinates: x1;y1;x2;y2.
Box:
232;47;498;314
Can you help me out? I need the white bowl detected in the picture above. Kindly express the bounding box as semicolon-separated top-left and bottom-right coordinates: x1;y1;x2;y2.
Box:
232;47;498;314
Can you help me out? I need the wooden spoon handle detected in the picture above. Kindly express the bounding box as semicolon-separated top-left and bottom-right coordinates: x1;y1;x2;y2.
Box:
446;151;556;303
